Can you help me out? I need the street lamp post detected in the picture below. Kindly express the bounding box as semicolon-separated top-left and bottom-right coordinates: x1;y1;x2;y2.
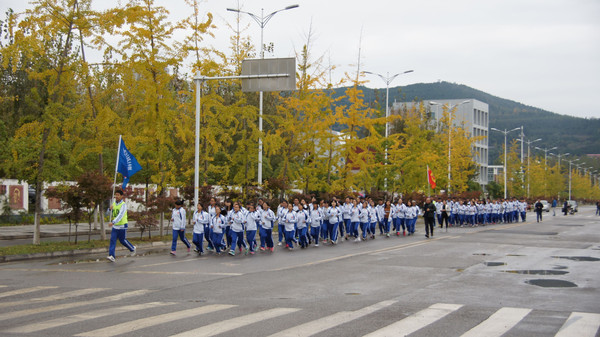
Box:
517;137;541;198
535;146;557;197
363;70;413;190
549;152;570;172
429;100;471;195
491;127;521;199
227;4;299;185
567;158;579;200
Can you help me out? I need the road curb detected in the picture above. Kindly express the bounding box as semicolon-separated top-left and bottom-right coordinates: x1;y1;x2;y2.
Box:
0;241;170;263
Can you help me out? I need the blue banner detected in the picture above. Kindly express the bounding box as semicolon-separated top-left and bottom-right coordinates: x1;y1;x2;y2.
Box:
117;139;142;189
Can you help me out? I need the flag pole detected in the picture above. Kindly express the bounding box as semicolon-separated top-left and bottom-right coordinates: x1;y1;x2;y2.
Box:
427;165;431;197
110;135;122;222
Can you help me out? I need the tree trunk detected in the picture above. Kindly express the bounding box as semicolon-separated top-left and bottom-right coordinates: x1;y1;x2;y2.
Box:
99;204;106;240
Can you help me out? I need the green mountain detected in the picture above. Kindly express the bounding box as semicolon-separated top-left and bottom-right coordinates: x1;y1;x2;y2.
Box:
332;82;600;163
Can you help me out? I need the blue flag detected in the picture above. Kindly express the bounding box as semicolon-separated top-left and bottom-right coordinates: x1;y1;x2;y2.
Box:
117;139;142;189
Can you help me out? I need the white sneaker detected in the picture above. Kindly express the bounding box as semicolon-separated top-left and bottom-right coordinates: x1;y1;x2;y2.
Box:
277;242;282;246
130;247;137;257
107;256;115;262
315;243;319;247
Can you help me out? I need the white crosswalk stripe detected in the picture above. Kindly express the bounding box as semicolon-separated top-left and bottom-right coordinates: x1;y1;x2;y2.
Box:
460;307;532;337
0;286;58;299
268;300;397;337
555;312;600;337
0;289;153;321
75;304;236;337
171;307;300;337
4;302;176;334
363;303;464;337
0;288;106;308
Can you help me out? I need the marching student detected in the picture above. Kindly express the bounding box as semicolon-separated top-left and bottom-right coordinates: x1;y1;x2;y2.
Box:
396;199;407;236
320;200;329;244
368;199;378;239
170;200;191;256
440;199;449;229
206;197;218;251
383;200;392;237
310;200;322;246
259;201;276;252
229;203;246;256
106;189;136;262
436;198;443;228
296;204;310;249
350;199;361;241
359;199;370;240
245;204;260;255
283;203;297;250
376;200;385;235
519;199;527;222
222;200;233;248
328;200;341;244
210;205;227;254
342;197;352;240
192;203;210;255
277;200;288;246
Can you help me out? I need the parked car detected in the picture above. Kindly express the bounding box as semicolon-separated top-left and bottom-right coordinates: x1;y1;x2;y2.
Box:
540;200;550;212
567;200;578;214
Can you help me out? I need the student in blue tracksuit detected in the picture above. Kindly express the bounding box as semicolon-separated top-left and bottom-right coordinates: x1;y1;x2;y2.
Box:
350;199;360;241
328;200;341;244
170;200;191;256
259;201;276;252
368;199;378;239
192;204;210;255
210;205;227;254
359;200;370;241
229;203;246;256
277;200;288;246
296;206;310;249
245;204;259;255
310;200;322;247
320;200;329;243
283;203;297;250
206;197;218;251
106;189;136;262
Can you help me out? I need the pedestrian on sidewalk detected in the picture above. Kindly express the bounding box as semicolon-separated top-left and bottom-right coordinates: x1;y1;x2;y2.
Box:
422;197;436;238
107;189;136;262
170;200;191;256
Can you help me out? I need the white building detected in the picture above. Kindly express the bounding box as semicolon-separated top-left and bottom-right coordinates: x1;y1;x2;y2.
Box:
391;99;489;187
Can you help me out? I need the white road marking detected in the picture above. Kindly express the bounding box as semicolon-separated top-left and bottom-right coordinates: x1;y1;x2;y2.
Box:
268;300;397;337
555;312;600;337
171;307;300;337
364;303;463;337
4;302;175;333
0;289;153;321
461;307;532;337
75;304;235;337
0;286;58;299
0;288;106;308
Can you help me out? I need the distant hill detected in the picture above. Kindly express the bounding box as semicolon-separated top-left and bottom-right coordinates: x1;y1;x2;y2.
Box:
331;82;600;162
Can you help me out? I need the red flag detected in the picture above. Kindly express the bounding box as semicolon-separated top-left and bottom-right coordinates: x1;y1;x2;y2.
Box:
427;166;436;189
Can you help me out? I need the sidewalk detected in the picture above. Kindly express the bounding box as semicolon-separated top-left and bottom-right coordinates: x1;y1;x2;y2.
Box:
0;222;146;240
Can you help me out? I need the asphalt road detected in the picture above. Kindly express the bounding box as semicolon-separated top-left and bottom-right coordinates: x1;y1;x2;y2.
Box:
0;207;598;337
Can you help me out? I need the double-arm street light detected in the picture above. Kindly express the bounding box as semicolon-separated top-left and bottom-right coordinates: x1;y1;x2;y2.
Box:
227;4;299;185
549;152;570;172
430;100;471;195
535;146;558;169
363;70;414;189
491;127;521;199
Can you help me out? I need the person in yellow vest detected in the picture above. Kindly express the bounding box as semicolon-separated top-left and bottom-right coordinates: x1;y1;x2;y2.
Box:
107;189;136;262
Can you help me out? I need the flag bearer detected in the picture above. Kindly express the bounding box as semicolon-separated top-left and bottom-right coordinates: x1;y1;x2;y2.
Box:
107;189;136;262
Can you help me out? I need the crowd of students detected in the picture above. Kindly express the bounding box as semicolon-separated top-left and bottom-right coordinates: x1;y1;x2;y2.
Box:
168;195;532;256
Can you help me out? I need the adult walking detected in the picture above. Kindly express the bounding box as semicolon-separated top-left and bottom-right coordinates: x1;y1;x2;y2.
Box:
423;197;436;238
534;199;544;222
106;189;136;262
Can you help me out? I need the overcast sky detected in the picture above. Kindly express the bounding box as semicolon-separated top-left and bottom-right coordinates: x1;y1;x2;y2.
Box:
2;0;599;119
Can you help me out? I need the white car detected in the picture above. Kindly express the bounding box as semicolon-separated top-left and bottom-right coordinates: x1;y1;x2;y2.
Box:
540;200;550;212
